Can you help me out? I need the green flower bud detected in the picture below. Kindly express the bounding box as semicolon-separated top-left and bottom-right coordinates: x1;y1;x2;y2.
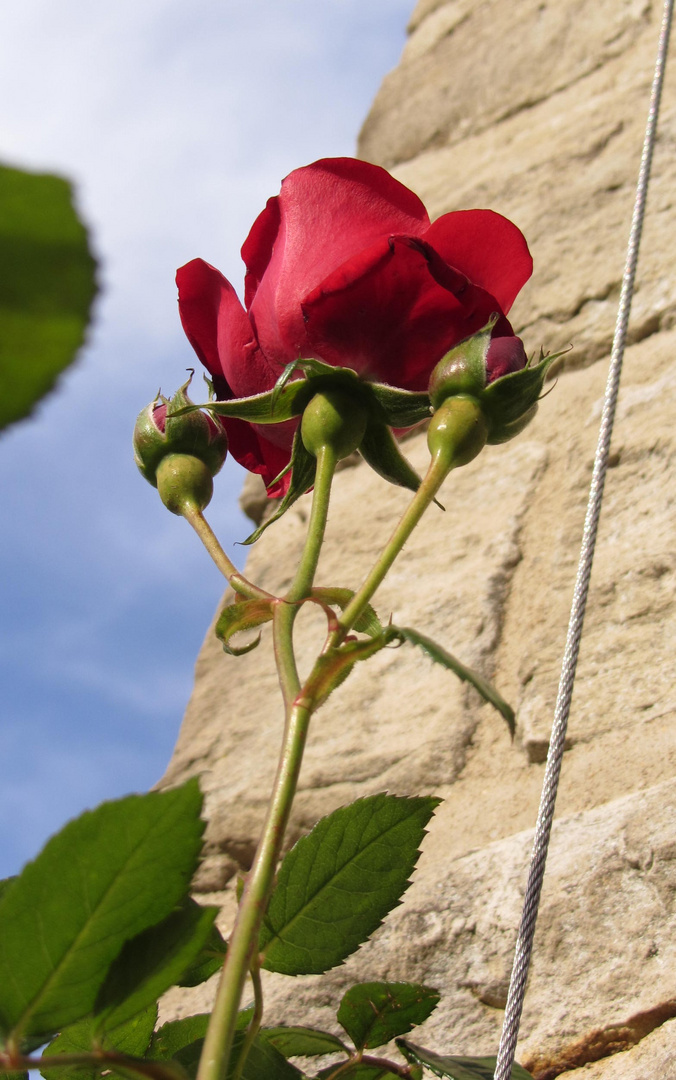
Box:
133;376;228;487
155;454;214;515
300;388;369;461
429;317;560;446
427;396;488;469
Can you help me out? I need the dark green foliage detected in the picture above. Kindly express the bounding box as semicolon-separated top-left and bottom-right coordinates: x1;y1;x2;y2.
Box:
148;1014;211;1078
260;794;440;975
337;983;439;1050
94;899;218;1028
41;1004;157;1080
396;1040;533;1080
0;781;204;1041
0;162;97;430
177;922;227;988
149;1014;304;1080
317;1064;401;1080
261;1027;348;1058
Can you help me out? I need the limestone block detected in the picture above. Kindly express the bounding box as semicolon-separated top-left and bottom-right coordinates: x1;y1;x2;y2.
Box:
360;0;653;171
361;3;676;373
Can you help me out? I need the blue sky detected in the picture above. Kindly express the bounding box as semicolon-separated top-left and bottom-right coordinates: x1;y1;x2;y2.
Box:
0;0;412;877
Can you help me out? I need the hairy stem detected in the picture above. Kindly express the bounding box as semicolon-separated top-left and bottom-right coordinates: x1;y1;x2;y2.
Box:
330;445;454;645
231;960;264;1080
182;505;273;601
195;700;312;1080
196;450;336;1080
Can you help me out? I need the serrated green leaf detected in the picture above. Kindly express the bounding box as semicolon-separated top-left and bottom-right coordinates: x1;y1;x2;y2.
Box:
359;420;422;494
148;1014;210;1077
177;921;227;987
243;428;316;544
303;636;392;711
337;983;440;1050
0;780;204;1041
94;900;217;1029
391;627;515;736
261;1026;349;1058
396;1041;533;1080
0;162;97;431
310;589;382;638
260;793;440;976
369;384;431;429
41;1004;157;1080
317;1064;400;1080
215;599;274;656
149;1015;302;1080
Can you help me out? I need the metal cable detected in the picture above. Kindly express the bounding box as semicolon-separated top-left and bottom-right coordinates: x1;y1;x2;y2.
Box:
493;2;674;1076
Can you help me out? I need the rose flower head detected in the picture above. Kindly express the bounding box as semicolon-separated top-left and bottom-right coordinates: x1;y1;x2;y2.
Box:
176;157;533;499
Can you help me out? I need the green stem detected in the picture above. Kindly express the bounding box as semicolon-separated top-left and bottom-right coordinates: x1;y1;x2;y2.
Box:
196;449;336;1080
330;446;453;645
182;505;273;602
273;445;337;707
287;445;337;603
195;700;312;1080
231;960;264;1080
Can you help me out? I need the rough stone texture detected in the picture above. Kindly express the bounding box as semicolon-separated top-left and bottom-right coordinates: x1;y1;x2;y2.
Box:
160;1;676;1076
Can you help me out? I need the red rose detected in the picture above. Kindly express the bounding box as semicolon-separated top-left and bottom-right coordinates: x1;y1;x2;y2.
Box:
176;157;532;495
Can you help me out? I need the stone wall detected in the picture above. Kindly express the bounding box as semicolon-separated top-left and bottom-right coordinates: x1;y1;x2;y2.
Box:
160;2;676;1076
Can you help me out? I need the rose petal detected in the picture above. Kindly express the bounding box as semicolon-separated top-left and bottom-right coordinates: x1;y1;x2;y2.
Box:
423;209;532;314
176;258;277;397
242;196;281;310
302;235;512;390
247;158;431;369
223;415;293;496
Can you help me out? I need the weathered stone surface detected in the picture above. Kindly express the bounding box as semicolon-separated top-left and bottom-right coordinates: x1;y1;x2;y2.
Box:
160;0;676;1074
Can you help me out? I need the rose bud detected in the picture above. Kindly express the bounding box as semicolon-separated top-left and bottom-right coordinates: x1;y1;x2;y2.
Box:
133;378;228;515
428;317;556;448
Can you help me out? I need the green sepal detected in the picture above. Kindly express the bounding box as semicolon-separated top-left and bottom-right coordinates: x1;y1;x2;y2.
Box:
242;428;317;545
93;899;218;1030
368;384;431;428
359;419;422;494
389;626;515;736
337;982;440;1050
215;599;274;656
260;793;440;976
396;1040;533;1080
41;1004;158;1080
482;349;562;445
309;589;382;638
194;379;310;425
261;1027;349;1058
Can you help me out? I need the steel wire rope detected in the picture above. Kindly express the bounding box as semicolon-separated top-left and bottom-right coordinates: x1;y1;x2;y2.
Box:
492;2;674;1076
